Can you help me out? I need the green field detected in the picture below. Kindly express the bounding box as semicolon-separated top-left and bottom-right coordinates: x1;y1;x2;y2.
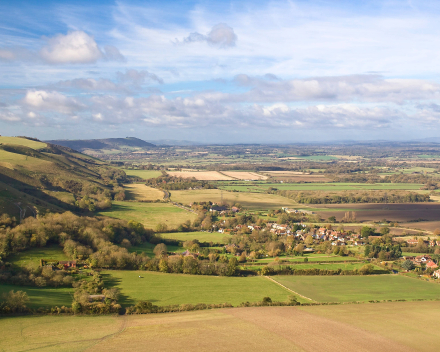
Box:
124;169;163;179
102;271;294;306
219;182;424;193
160;231;228;243
7;245;69;269
97;201;197;230
128;242;184;256
244;263;375;271
273;275;440;302
0;284;73;309
0;136;47;149
170;189;297;210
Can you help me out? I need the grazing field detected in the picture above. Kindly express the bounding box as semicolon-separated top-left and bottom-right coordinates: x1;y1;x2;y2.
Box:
102;271;293;307
0;284;73;309
170;189;297;210
97;201;197;230
160;231;228;243
221;171;267;180
312;203;440;222
127;242;184;257
273;275;440;303
0;149;51;169
2;302;439;352
166;170;234;180
7;245;68;269
245;263;371;271
124;184;164;201
123;169;162;179
0;136;46;149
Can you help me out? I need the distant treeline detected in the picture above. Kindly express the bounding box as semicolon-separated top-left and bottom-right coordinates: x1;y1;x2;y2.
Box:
146;175;216;190
276;190;430;204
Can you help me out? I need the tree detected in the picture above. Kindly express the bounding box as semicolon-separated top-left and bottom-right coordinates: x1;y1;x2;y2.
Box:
401;259;415;271
153;243;167;258
328;216;336;223
305;235;314;246
262;297;272;305
159;258;169;273
361;226;376;238
1;290;29;311
380;227;390;236
359;264;375;275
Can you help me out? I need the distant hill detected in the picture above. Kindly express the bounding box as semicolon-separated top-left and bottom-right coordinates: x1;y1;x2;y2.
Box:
46;137;156;151
146;139;204;146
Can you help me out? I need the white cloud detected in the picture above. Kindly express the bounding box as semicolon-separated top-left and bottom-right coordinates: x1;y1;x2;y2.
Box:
24;90;83;113
180;23;237;48
39;31;104;64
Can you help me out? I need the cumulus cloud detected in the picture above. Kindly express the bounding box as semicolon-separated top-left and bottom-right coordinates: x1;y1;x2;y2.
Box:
180;23;237;48
0;31;124;65
23;90;83;113
56;78;118;91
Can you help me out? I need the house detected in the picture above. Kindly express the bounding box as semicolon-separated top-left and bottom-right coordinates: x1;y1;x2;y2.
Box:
406;239;419;246
433;269;440;279
59;260;77;268
231;207;239;213
182;250;199;258
210;205;228;212
426;261;438;269
413;255;432;265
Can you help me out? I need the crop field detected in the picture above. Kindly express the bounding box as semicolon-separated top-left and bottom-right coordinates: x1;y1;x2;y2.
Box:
399;221;440;233
124;184;164;201
166;170;234;180
102;271;294;307
0;136;46;149
160;231;228;243
97;201;197;230
262;171;332;182
8;245;69;269
311;203;440;222
123;169;162;179
2;301;439;352
170;189;297;210
0;284;73;309
219;182;424;193
273;275;440;303
221;171;267;180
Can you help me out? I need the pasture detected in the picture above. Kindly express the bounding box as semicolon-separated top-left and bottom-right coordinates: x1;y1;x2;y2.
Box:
124;184;164;201
127;242;184;257
170;189;297;210
0;284;73;309
102;271;293;307
123;169;162;179
1;302;439;352
97;201;197;230
0;136;46;149
7;245;68;270
273;275;440;303
160;231;228;243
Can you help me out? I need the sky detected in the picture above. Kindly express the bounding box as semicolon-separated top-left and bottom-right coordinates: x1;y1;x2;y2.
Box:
1;0;440;143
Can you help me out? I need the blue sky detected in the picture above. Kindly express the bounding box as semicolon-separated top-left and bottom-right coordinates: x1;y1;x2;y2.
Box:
1;0;440;143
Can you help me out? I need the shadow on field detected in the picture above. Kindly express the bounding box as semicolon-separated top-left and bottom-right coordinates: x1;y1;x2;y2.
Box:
101;273;137;307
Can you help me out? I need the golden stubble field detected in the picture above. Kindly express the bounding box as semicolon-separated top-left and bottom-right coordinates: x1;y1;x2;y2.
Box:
166;171;234;180
1;301;439;352
124;184;164;201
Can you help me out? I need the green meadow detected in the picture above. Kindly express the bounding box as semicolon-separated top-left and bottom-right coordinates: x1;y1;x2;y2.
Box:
124;169;163;179
102;271;295;306
97;201;197;230
8;245;69;269
160;231;228;243
273;275;440;303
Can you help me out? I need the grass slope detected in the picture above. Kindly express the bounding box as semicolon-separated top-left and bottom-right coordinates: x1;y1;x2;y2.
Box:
160;231;228;243
7;245;69;270
102;271;293;306
273;275;440;302
124;169;163;180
